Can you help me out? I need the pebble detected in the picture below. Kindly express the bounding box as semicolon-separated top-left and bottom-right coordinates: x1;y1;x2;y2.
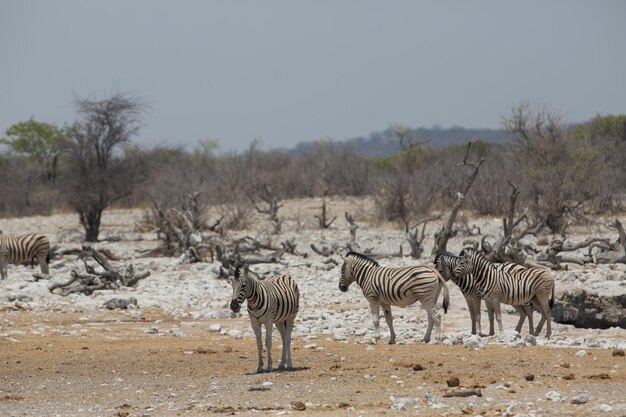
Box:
545;391;562;402
575;349;587;357
593;404;613;412
570;394;589;405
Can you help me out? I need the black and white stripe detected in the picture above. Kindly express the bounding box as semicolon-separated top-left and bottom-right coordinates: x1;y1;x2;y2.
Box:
229;264;299;373
0;233;50;280
456;248;555;338
339;252;450;343
435;253;531;336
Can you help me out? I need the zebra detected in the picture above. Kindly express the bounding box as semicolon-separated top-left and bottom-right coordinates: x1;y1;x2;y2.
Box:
456;247;555;338
434;253;531;336
0;233;50;280
435;253;498;336
338;252;450;344
229;264;299;373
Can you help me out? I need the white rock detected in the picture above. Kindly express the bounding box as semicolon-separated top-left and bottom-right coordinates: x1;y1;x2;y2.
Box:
463;335;486;349
570;394;589;405
546;391;562;401
209;324;222;332
575;349;588;357
227;329;243;339
593;404;613;412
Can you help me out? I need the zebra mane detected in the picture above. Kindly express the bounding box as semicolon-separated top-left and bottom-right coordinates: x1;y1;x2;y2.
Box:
346;251;379;267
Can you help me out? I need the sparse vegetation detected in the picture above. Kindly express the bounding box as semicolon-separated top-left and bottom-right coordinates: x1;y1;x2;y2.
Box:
2;102;625;248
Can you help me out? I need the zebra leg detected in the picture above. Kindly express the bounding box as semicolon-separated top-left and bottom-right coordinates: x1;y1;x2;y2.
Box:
264;320;274;372
276;321;288;370
533;299;546;335
525;304;534;336
421;305;437;343
284;317;295;370
485;301;495;336
533;298;552;338
464;295;477;335
513;305;527;333
250;320;264;373
473;298;483;336
492;302;504;334
0;260;7;280
38;255;49;275
368;301;381;341
381;304;396;344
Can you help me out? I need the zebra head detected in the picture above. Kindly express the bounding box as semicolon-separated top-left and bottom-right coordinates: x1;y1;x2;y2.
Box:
451;256;473;281
229;263;249;313
338;254;354;292
434;253;460;281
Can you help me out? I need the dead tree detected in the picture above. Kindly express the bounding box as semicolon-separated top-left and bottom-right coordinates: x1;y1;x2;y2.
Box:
345;212;360;251
403;214;442;259
252;183;283;234
144;192;218;262
431;142;484;257
479;182;544;263
532;219;625;269
48;246;150;296
314;196;337;229
589;219;626;264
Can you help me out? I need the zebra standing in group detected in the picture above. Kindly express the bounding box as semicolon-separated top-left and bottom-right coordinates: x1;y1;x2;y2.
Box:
435;253;533;336
338;252;450;344
0;233;50;280
229;264;300;373
455;247;555;338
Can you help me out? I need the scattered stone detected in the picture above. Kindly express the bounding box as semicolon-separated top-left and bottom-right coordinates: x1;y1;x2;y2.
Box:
575;349;587;357
446;377;460;387
593;404;613;412
209;324;222;332
546;391;562;401
103;297;137;310
525;374;535;381
144;327;159;334
291;401;306;411
227;329;243;339
613;349;625;357
570;394;590;405
463;335;486;349
412;364;424;371
248;387;270;392
562;373;575;380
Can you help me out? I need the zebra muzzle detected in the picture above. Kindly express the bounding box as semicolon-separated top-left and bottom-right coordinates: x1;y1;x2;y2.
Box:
230;300;241;313
339;283;348;292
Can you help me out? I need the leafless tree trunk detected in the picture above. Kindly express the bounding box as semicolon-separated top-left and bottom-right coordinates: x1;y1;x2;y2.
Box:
48;246;149;296
252;183;283;234
431;142;484;257
314;195;337;229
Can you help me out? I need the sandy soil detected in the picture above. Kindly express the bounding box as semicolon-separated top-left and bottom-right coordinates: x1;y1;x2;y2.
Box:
1;309;625;417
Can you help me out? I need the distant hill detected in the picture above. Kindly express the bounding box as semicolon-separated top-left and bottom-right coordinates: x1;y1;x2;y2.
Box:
288;126;513;158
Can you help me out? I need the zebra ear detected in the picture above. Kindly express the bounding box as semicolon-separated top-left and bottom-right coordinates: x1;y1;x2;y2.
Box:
340;253;346;261
243;263;250;274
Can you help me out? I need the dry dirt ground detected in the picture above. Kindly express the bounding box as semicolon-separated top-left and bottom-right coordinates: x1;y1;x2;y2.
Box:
1;309;624;417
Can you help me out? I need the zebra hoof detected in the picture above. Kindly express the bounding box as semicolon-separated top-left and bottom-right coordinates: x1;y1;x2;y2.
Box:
388;339;396;345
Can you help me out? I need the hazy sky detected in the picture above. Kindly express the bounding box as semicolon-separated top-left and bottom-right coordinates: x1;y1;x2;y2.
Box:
1;1;625;152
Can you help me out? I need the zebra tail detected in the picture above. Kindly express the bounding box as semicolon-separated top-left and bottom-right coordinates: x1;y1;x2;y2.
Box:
439;274;450;314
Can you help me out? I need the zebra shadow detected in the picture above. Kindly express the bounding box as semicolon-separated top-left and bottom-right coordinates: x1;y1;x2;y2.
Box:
244;366;310;376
